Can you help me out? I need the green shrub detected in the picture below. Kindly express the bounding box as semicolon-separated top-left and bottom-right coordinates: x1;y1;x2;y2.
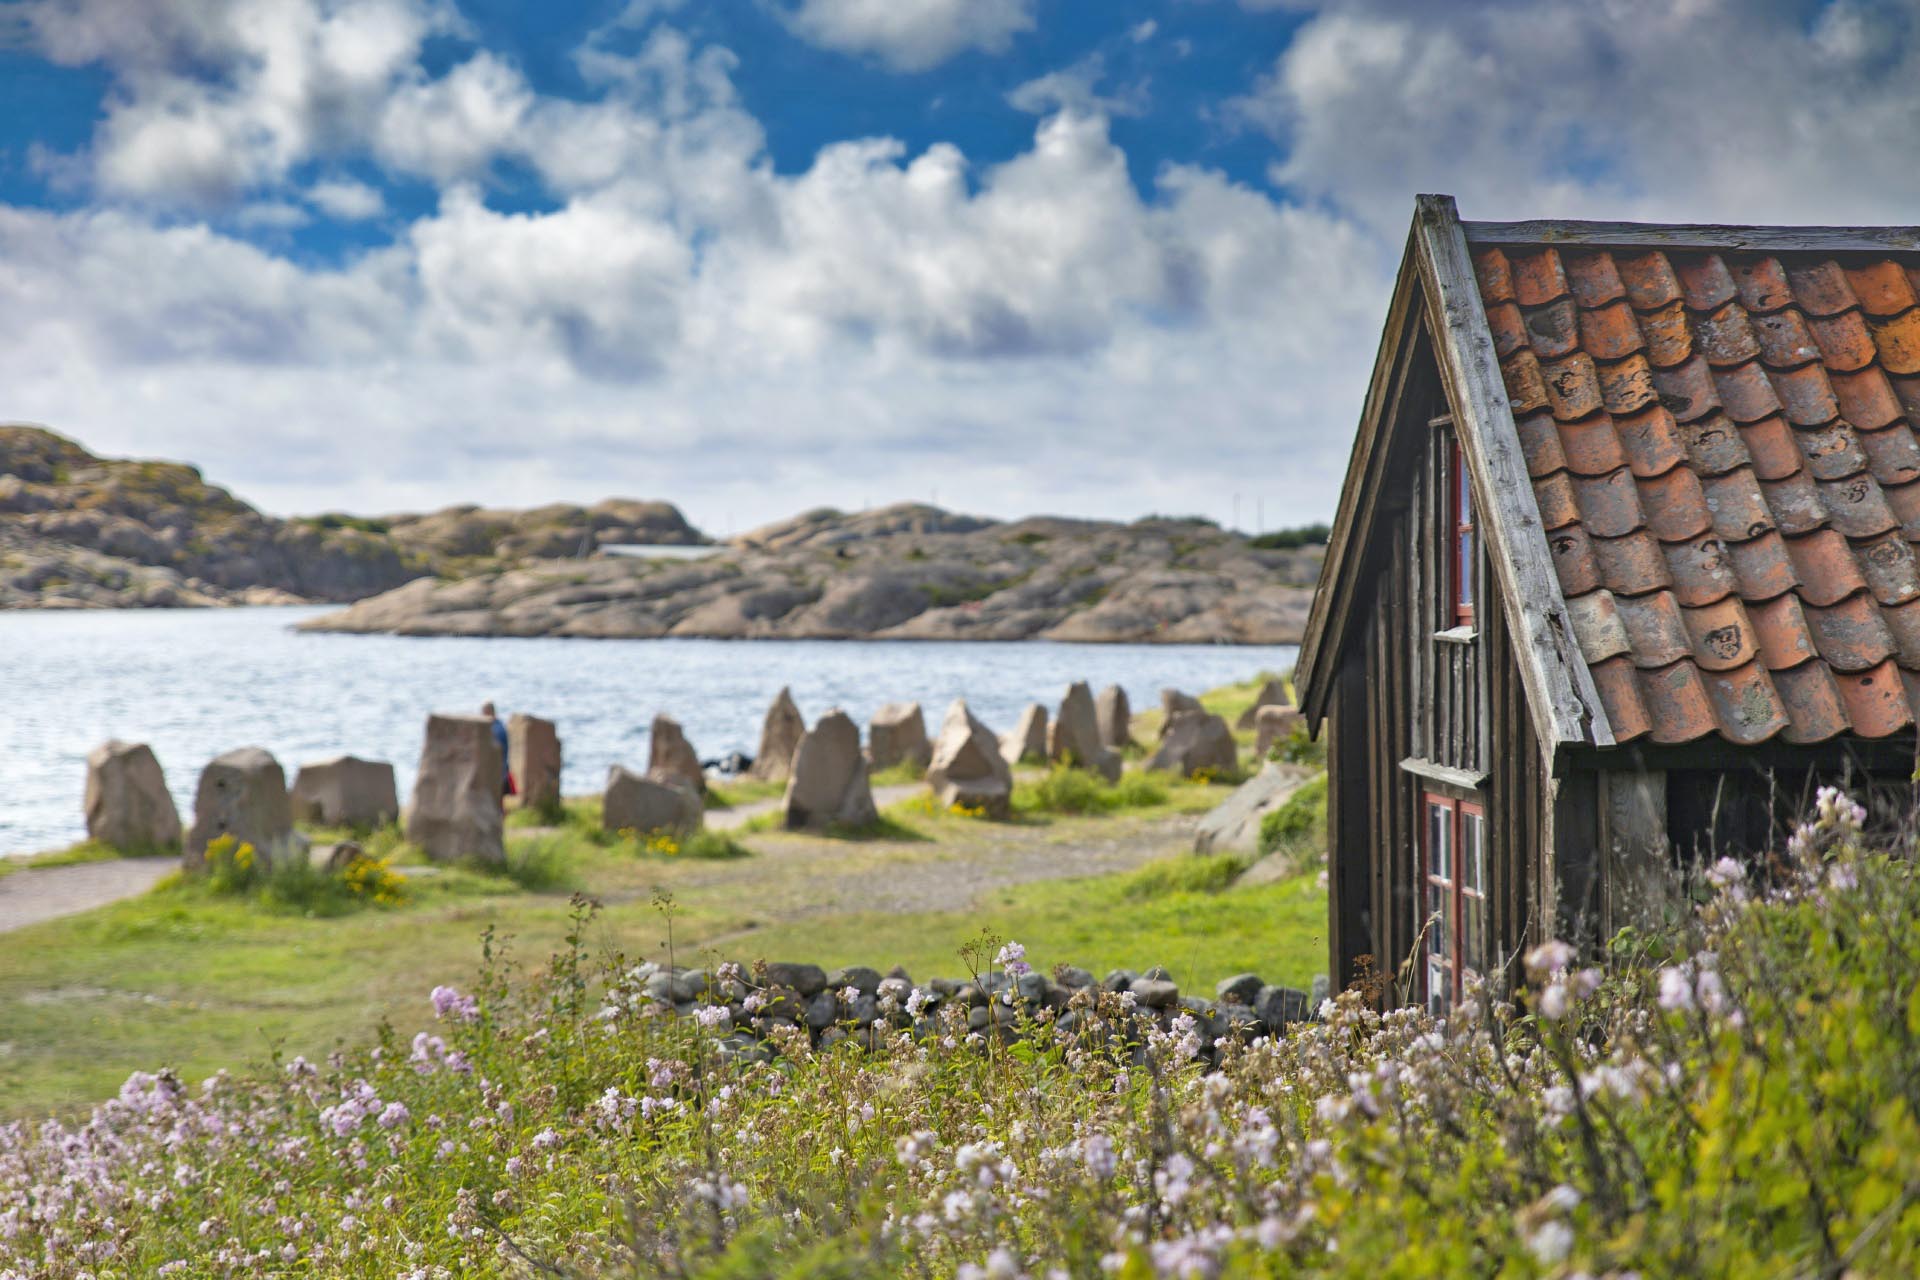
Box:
1013;766;1167;816
1247;522;1331;549
1258;773;1327;858
1270;726;1327;767
199;833;406;914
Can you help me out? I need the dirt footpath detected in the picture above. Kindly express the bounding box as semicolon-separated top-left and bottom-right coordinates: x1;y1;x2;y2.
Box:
0;860;176;934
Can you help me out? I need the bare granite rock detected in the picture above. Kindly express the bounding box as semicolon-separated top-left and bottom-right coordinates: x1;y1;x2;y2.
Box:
84;740;181;852
648;714;705;794
1147;711;1239;779
748;688;806;782
1235;678;1292;730
1254;705;1308;759
784;710;878;831
290;755;399;828
1096;684;1133;749
868;702;932;773
999;703;1048;768
604;766;702;836
405;715;504;865
1049;681;1121;782
929;700;1014;818
509;714;562;813
186;747;297;867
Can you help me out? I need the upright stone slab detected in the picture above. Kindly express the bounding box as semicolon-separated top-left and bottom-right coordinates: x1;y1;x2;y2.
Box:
405;714;505;865
1159;689;1204;737
1254;705;1308;759
930;699;1014;818
509;713;562;813
84;740;181;852
1096;684;1133;749
648;714;705;794
747;688;806;782
604;765;702;836
1147;710;1239;779
868;701;932;773
784;709;879;831
1048;681;1121;782
999;703;1048;768
1235;678;1292;731
186;747;295;867
290;755;399;828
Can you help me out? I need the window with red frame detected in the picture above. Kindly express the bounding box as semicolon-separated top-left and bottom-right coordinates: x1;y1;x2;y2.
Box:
1451;437;1476;625
1423;792;1486;1011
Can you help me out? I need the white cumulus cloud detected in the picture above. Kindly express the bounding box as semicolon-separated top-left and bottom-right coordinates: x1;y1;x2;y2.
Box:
772;0;1036;72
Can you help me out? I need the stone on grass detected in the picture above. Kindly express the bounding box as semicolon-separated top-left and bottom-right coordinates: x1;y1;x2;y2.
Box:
1235;677;1292;731
1192;762;1313;855
310;840;365;873
1147;710;1239;779
784;709;879;830
603;765;702;836
508;714;562;813
998;703;1048;768
290;755;399;828
1216;973;1264;1005
747;687;806;781
927;699;1014;818
1096;684;1133;749
1159;689;1204;734
647;714;705;794
1130;978;1179;1009
405;714;505;865
84;740;181;852
1048;681;1121;782
1254;704;1308;759
1255;984;1310;1028
764;962;828;996
868;701;932;773
186;747;296;867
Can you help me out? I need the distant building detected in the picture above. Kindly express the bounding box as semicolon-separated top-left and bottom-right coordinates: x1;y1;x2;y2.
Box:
1297;196;1920;1010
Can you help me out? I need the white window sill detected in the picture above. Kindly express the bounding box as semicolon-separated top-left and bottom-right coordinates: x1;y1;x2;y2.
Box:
1434;625;1477;645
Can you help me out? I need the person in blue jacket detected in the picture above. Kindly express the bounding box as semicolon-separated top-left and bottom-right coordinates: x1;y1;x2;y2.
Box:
482;701;514;806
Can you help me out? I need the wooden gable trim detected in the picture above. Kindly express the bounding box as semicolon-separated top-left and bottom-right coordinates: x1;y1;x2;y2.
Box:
1462;219;1920;255
1412;195;1614;751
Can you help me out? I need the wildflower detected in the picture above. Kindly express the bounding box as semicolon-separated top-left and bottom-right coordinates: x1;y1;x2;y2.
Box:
1537;982;1569;1021
996;941;1032;977
1524;939;1573;979
693;1004;730;1030
429;986;478;1022
530;1128;561;1151
504;1156;524;1178
1656;967;1694;1012
1524;1220;1573;1265
1705;857;1745;891
376;1101;410;1131
906;988;931;1017
1081;1133;1117;1180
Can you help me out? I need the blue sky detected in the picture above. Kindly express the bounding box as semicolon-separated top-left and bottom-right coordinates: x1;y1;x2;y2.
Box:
0;0;1913;532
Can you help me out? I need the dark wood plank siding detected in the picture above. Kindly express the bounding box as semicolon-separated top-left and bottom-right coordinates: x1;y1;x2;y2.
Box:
1481;574;1553;979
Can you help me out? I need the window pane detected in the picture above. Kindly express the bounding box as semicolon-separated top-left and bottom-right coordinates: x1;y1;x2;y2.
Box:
1428;959;1449;1014
1457;530;1475;609
1463;898;1483;974
1462;811;1485;892
1427;800;1451;880
1427;883;1450;958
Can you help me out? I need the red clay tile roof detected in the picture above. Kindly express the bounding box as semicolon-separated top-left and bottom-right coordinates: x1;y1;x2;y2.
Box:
1475;242;1920;744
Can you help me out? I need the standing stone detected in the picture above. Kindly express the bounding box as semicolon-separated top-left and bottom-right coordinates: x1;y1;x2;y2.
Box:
1096;684;1133;749
603;766;702;836
1235;677;1293;730
868;701;933;773
185;747;296;867
929;699;1014;818
784;709;879;830
84;740;181;852
405;714;505;865
999;703;1049;768
748;688;806;782
647;714;705;794
1159;689;1204;737
509;714;562;814
1049;681;1121;782
290;756;399;828
1254;705;1308;759
1147;710;1239;778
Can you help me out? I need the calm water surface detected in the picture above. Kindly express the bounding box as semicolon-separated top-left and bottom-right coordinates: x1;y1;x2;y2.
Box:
1;608;1295;855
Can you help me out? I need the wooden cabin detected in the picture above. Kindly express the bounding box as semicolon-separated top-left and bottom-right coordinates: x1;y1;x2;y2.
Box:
1297;195;1920;1010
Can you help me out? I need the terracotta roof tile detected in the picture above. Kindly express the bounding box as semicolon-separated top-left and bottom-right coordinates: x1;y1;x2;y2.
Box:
1654;354;1722;422
1891;374;1920;421
1858;425;1920;489
1722;530;1798;601
1831;367;1904;431
1759;472;1827;536
1857;531;1920;605
1543;353;1604;419
1881;477;1920;539
1817;474;1898;538
1572;469;1645;537
1711;360;1781;423
1664;534;1741;605
1751;309;1821;369
1638;465;1712;541
1636;660;1718;742
1592;529;1673;596
1614;590;1691;666
1565;251;1626;308
1844;261;1918;317
1577;299;1646;361
1746;592;1819;669
1781;529;1864;605
1587;655;1651;741
1785;260;1858;317
1546;524;1603;596
1901;667;1920;725
1696;302;1762;366
1565;590;1631;664
1474;248;1513;304
1738;415;1803;481
1502;350;1549;415
1675;253;1738;312
1773;660;1851;743
1808;309;1878;372
1729;255;1793;314
1768;363;1842;426
1834;660;1912;737
1869;309;1920;374
1522;297;1581;360
1616;405;1689;477
1641;301;1693;368
1802;592;1896;671
1533;471;1580;531
1797;419;1869;481
1879;597;1920;667
1511;249;1570;307
1598;354;1658;416
1618;252;1683;311
1487;301;1528;359
1682;596;1758;670
1702;468;1777;541
1516;410;1568;477
1678;412;1750;476
1701;661;1792;744
1558;414;1629;475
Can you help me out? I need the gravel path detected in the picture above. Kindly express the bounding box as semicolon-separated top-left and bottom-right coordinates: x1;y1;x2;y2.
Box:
704;783;922;831
0;860;175;934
